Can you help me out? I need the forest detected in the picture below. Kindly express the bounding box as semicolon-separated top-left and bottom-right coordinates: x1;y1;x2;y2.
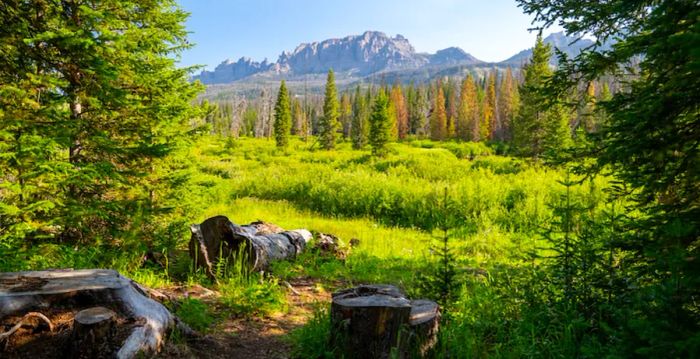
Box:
0;0;698;358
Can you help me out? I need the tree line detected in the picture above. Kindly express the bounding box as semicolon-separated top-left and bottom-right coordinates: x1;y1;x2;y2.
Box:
205;35;613;158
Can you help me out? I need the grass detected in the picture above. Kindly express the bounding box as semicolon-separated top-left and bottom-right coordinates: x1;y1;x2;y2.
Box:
1;135;618;357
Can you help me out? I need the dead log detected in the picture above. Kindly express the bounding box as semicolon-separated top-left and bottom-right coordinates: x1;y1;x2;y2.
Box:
189;216;312;277
331;285;439;359
0;269;180;359
70;307;116;359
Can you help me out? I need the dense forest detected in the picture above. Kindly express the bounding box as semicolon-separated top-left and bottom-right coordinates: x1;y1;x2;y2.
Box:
0;0;698;358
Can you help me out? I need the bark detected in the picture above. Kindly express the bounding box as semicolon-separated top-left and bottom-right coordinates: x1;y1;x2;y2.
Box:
330;285;440;358
0;269;179;359
189;216;312;277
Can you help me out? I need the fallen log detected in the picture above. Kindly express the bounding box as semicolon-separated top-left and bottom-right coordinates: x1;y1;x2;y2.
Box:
0;269;180;359
189;216;312;277
331;285;439;359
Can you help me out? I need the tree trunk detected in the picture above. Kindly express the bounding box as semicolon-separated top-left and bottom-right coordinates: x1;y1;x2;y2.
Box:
330;285;440;358
0;269;181;359
189;216;312;277
70;307;116;359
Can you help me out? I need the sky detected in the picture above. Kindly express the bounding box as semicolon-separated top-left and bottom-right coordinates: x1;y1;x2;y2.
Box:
177;0;560;71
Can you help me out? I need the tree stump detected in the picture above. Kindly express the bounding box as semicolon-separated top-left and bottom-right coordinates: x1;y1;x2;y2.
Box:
189;216;312;277
70;307;116;359
0;269;181;359
331;285;440;358
407;300;440;357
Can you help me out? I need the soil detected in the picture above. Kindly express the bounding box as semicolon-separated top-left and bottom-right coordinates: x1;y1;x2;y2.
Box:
157;277;332;359
0;277;336;359
0;307;137;359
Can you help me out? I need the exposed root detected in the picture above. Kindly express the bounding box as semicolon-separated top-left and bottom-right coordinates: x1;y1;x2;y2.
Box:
0;312;53;343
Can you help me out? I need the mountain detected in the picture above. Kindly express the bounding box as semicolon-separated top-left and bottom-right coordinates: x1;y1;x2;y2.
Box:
194;31;604;88
194;31;481;84
428;47;483;66
196;57;273;84
499;32;595;66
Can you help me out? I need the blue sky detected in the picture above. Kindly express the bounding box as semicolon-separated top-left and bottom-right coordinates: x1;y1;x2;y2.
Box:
177;0;559;71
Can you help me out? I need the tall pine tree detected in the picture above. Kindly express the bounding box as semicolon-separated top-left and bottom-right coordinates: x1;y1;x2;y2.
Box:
430;88;448;141
513;35;570;157
318;69;339;149
273;80;292;148
369;90;392;156
351;85;369;149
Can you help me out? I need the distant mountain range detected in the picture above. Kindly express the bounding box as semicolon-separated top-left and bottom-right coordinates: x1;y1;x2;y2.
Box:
195;31;603;89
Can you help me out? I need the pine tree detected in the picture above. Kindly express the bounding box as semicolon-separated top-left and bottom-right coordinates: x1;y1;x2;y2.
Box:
513;35;571;157
390;85;409;139
430;88;448;141
369;90;392;156
482;71;497;140
0;0;202;245
339;92;352;139
456;75;480;141
273;80;292;148
318;69;339;149
497;67;520;141
409;87;429;136
351;85;369;149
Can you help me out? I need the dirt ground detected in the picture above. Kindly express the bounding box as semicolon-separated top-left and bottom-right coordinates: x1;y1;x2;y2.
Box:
0;277;332;359
157;277;331;359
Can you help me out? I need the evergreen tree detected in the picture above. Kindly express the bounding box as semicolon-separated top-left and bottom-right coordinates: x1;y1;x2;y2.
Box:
456;75;480;141
390;85;409;139
273;80;292;148
513;35;570;157
318;69;339;149
369;90;392;156
409;87;429;136
482;71;497;140
497;67;520;141
351;85;369;149
0;0;202;245
339;92;352;139
520;1;699;355
430;88;448;141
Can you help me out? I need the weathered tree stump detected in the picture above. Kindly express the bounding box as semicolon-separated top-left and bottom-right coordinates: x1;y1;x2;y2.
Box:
70;307;116;359
330;285;440;358
0;269;182;359
189;216;312;277
407;300;440;357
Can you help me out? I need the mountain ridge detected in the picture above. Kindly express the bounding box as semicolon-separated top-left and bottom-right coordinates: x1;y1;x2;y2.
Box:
194;31;597;85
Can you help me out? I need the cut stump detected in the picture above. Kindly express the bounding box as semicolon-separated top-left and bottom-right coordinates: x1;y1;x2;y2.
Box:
70;307;116;359
0;269;180;359
330;285;439;358
189;216;312;277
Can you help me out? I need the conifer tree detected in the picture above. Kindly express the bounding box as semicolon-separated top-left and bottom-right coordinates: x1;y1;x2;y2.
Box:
273;80;292;148
457;75;480;141
339;92;352;139
318;69;339;149
513;35;571;157
483;71;497;140
0;0;202;244
351;85;369;149
369;90;392;156
497;67;520;141
390;85;409;140
430;88;448;141
409;87;429;136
